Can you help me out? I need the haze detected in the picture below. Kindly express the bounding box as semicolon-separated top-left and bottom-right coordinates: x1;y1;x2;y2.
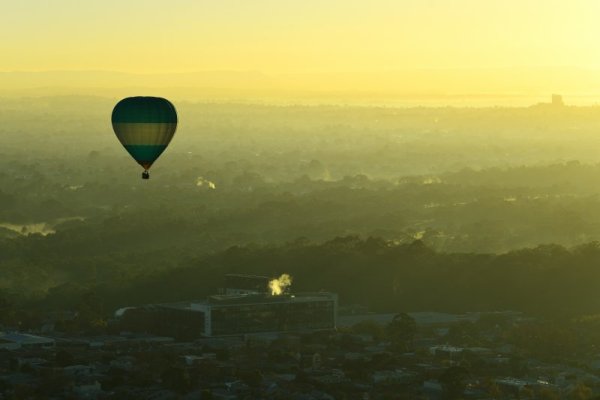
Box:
3;0;600;101
3;2;600;399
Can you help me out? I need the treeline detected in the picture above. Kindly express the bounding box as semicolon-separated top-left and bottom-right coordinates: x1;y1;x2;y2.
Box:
7;236;600;320
4;99;600;321
5;163;600;256
4;98;600;256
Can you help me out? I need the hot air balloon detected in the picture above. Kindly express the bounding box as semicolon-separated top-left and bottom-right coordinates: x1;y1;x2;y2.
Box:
111;96;178;179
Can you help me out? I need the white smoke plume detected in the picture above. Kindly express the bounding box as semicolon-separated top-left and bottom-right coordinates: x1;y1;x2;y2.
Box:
196;176;216;189
269;274;292;296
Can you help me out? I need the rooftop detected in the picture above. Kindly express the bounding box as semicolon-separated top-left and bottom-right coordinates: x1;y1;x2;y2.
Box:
150;292;336;311
206;292;334;305
0;332;55;345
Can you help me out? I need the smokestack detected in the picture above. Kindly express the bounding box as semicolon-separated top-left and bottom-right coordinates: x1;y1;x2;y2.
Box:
269;274;292;296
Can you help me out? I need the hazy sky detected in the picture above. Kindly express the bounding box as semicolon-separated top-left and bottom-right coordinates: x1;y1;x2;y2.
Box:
2;0;600;73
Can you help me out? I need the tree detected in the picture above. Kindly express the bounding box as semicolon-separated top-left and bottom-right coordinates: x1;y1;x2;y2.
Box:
350;319;386;341
538;387;560;400
74;290;107;333
54;350;74;367
161;367;190;393
439;366;468;400
0;291;16;327
387;313;417;352
570;383;593;400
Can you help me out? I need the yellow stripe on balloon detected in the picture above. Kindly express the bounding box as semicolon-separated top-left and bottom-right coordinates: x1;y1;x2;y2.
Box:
112;122;177;146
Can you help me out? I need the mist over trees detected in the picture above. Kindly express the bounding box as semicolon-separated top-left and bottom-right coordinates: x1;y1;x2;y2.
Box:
2;96;600;316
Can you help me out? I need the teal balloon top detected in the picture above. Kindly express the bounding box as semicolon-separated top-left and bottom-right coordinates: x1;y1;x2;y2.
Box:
112;97;178;171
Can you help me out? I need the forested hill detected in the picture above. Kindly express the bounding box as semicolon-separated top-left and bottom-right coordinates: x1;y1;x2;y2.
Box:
5;236;600;319
109;236;600;317
3;99;600;320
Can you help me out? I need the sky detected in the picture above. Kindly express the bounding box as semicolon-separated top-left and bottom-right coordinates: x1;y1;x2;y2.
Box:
2;0;600;73
2;0;600;99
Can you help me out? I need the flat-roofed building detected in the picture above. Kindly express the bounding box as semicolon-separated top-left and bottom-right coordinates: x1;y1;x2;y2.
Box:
194;292;337;336
117;292;337;338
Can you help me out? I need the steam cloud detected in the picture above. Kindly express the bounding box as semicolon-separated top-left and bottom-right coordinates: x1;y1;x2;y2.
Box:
269;274;292;296
196;176;216;189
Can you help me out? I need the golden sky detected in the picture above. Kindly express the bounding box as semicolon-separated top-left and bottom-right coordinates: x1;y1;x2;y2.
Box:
2;0;600;74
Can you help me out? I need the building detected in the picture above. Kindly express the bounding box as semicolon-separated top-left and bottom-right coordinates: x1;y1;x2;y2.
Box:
531;94;566;109
551;94;564;106
193;292;337;336
117;292;338;338
116;303;206;340
0;332;56;350
117;293;338;338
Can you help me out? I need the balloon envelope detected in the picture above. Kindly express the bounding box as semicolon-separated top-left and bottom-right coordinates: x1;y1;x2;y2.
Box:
111;97;178;170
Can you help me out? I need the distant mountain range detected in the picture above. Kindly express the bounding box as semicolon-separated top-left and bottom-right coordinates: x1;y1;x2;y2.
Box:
1;68;600;104
0;70;275;90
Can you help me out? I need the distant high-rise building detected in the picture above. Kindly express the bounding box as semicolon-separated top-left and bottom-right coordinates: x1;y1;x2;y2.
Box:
552;94;564;106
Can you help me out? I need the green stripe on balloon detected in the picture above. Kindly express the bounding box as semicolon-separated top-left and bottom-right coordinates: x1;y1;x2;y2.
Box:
123;145;168;165
112;97;177;123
